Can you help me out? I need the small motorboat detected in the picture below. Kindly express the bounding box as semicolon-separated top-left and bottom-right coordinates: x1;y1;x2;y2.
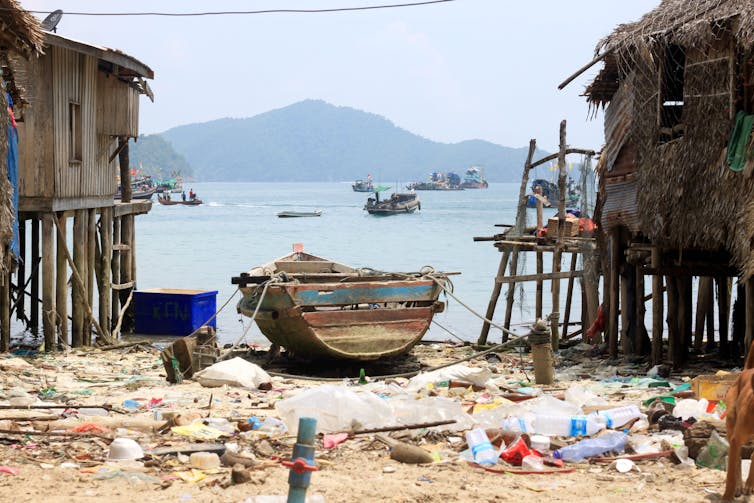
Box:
232;247;449;360
277;210;323;218
352;176;374;192
364;186;420;215
157;195;202;206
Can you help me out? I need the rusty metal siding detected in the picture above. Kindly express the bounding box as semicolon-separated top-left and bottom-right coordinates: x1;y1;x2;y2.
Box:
604;78;634;173
601;177;640;233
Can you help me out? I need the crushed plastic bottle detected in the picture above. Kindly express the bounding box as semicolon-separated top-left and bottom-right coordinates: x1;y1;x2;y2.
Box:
532;414;605;437
465;427;498;465
592;405;641;428
555;432;627;462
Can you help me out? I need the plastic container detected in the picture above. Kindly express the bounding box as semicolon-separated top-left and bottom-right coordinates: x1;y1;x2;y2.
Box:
532;414;604;437
204;417;236;434
190;452;221;469
521;454;545;471
501;416;528;434
592;405;641;429
108;438;145;461
530;434;550;451
133;288;218;336
555;431;627;462
465;427;498;465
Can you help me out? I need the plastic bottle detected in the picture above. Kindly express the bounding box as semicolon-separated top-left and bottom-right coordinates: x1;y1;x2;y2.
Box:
521;454;545;471
592;405;641;428
465;427;498;465
502;416;528;434
532;414;605;437
555;431;627;462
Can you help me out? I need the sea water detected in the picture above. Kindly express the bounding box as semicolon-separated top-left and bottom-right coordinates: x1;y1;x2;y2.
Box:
14;182;580;346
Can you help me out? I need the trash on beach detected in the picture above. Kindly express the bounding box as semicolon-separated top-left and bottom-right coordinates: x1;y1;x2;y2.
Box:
194;357;271;390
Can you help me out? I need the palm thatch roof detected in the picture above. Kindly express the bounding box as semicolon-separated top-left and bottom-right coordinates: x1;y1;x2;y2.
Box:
586;0;754;106
0;0;43;59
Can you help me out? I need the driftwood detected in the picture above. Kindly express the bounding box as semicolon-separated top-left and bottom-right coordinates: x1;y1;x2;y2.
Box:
350;419;456;436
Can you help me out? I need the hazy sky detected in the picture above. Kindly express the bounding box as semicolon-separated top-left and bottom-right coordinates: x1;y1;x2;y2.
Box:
21;0;659;152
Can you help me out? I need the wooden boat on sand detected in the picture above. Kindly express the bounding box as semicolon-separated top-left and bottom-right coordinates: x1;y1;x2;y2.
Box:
232;249;448;360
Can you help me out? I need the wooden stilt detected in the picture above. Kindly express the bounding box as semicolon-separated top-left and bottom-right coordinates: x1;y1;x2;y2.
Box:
680;276;692;364
608;232;620;359
620;266;631;355
72;210;86;347
582;244;600;343
99;207;112;338
694;277;712;350
0;260;8;352
746;276;754;354
705;277;715;349
55;212;68;346
667;276;682;366
17;219;25;321
562;253;578;338
41;214;55;351
86;208;96;345
535;251;543;320
551;120;567;351
478;251;510;345
111;216;121;330
651;248;663;364
120;215;133;333
30;217;39;334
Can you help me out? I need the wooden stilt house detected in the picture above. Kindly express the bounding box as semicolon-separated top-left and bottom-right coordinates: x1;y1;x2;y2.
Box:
568;0;754;365
4;25;154;350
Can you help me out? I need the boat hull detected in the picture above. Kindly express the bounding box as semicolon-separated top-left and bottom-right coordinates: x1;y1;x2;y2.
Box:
237;263;446;360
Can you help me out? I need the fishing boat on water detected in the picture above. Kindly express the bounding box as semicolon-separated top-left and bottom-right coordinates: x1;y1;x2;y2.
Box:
115;174;157;200
406;172;463;191
352;175;374;192
277;210;322;218
364;186;420;215
526;178;580;208
232;247;449;360
460;166;488;189
157;194;202;206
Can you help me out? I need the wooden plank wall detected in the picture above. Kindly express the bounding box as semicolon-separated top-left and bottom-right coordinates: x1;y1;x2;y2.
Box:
15;55;54;200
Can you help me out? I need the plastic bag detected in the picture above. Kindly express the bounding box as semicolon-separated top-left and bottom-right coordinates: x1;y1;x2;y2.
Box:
406;365;491;390
194;357;271;390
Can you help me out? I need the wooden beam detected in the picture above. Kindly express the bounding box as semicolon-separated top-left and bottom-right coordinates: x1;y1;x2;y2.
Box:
87;208;96;345
551;120;567;350
513;139;537;234
55;212;68;346
651;247;663;365
16;219;25;322
527;148;598;171
72;210;86;347
497;270;583;283
30;217;39;333
99;207;113;337
478;251;510;345
694;277;712;350
558;53;606;90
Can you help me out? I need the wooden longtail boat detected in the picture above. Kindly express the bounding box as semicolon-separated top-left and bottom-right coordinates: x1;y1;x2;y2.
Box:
157;195;203;206
232;250;448;360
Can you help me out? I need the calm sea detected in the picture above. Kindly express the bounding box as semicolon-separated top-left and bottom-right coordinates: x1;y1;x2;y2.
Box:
132;182;576;346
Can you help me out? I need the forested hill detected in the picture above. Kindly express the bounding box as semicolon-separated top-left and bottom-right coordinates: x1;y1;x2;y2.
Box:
152;100;546;182
129;134;193;179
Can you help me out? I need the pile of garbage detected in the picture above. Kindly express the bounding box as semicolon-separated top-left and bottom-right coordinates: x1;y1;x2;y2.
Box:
0;342;738;499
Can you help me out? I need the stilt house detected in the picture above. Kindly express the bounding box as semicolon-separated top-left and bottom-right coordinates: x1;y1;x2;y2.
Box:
578;0;754;365
5;24;154;350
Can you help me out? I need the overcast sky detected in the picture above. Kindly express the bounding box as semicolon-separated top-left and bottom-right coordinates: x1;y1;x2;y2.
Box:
21;0;659;152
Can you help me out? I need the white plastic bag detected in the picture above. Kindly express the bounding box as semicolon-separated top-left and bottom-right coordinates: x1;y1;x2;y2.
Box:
194;357;271;389
406;365;491;390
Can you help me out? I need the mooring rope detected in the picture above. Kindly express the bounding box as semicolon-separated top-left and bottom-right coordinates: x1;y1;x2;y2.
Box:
218;278;274;360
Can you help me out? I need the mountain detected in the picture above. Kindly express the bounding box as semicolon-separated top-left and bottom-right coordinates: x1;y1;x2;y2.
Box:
156;100;546;182
129;134;193;179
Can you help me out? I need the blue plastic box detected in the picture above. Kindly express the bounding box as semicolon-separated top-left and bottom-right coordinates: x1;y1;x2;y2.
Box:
134;288;218;336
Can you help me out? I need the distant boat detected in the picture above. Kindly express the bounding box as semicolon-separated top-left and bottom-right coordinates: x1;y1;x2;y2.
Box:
232;249;449;360
407;171;463;191
157;195;202;206
364;186;420;215
352;176;375;192
277;210;323;218
115;187;156;200
460;166;488;189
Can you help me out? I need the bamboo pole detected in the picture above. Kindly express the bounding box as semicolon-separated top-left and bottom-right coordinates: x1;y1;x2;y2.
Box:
718;276;731;357
478;251;510;345
651;248;663;365
680;276;692;365
551;120;567;351
30;217;39;333
0;256;8;352
41;214;55;351
52;214;113;346
120;215;134;333
55;213;68;346
503;248;519;338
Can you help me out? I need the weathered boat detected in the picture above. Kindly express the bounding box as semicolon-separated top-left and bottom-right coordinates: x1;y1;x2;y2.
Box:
232;249;448;360
364;186;420;215
277;210;322;218
406;172;463;191
115;187;156;200
526;178;580;208
460;166;488;189
157;195;202;206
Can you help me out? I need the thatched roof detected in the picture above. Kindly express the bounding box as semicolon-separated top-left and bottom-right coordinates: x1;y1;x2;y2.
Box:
586;0;754;105
0;0;43;58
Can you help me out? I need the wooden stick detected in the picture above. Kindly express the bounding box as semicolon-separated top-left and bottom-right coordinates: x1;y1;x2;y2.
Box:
478;251;510;345
350;419;456;436
0;428;111;439
651;247;663;365
562;253;578;338
42;214;55;351
56;212;68;346
0;404;112;410
111;289;133;341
